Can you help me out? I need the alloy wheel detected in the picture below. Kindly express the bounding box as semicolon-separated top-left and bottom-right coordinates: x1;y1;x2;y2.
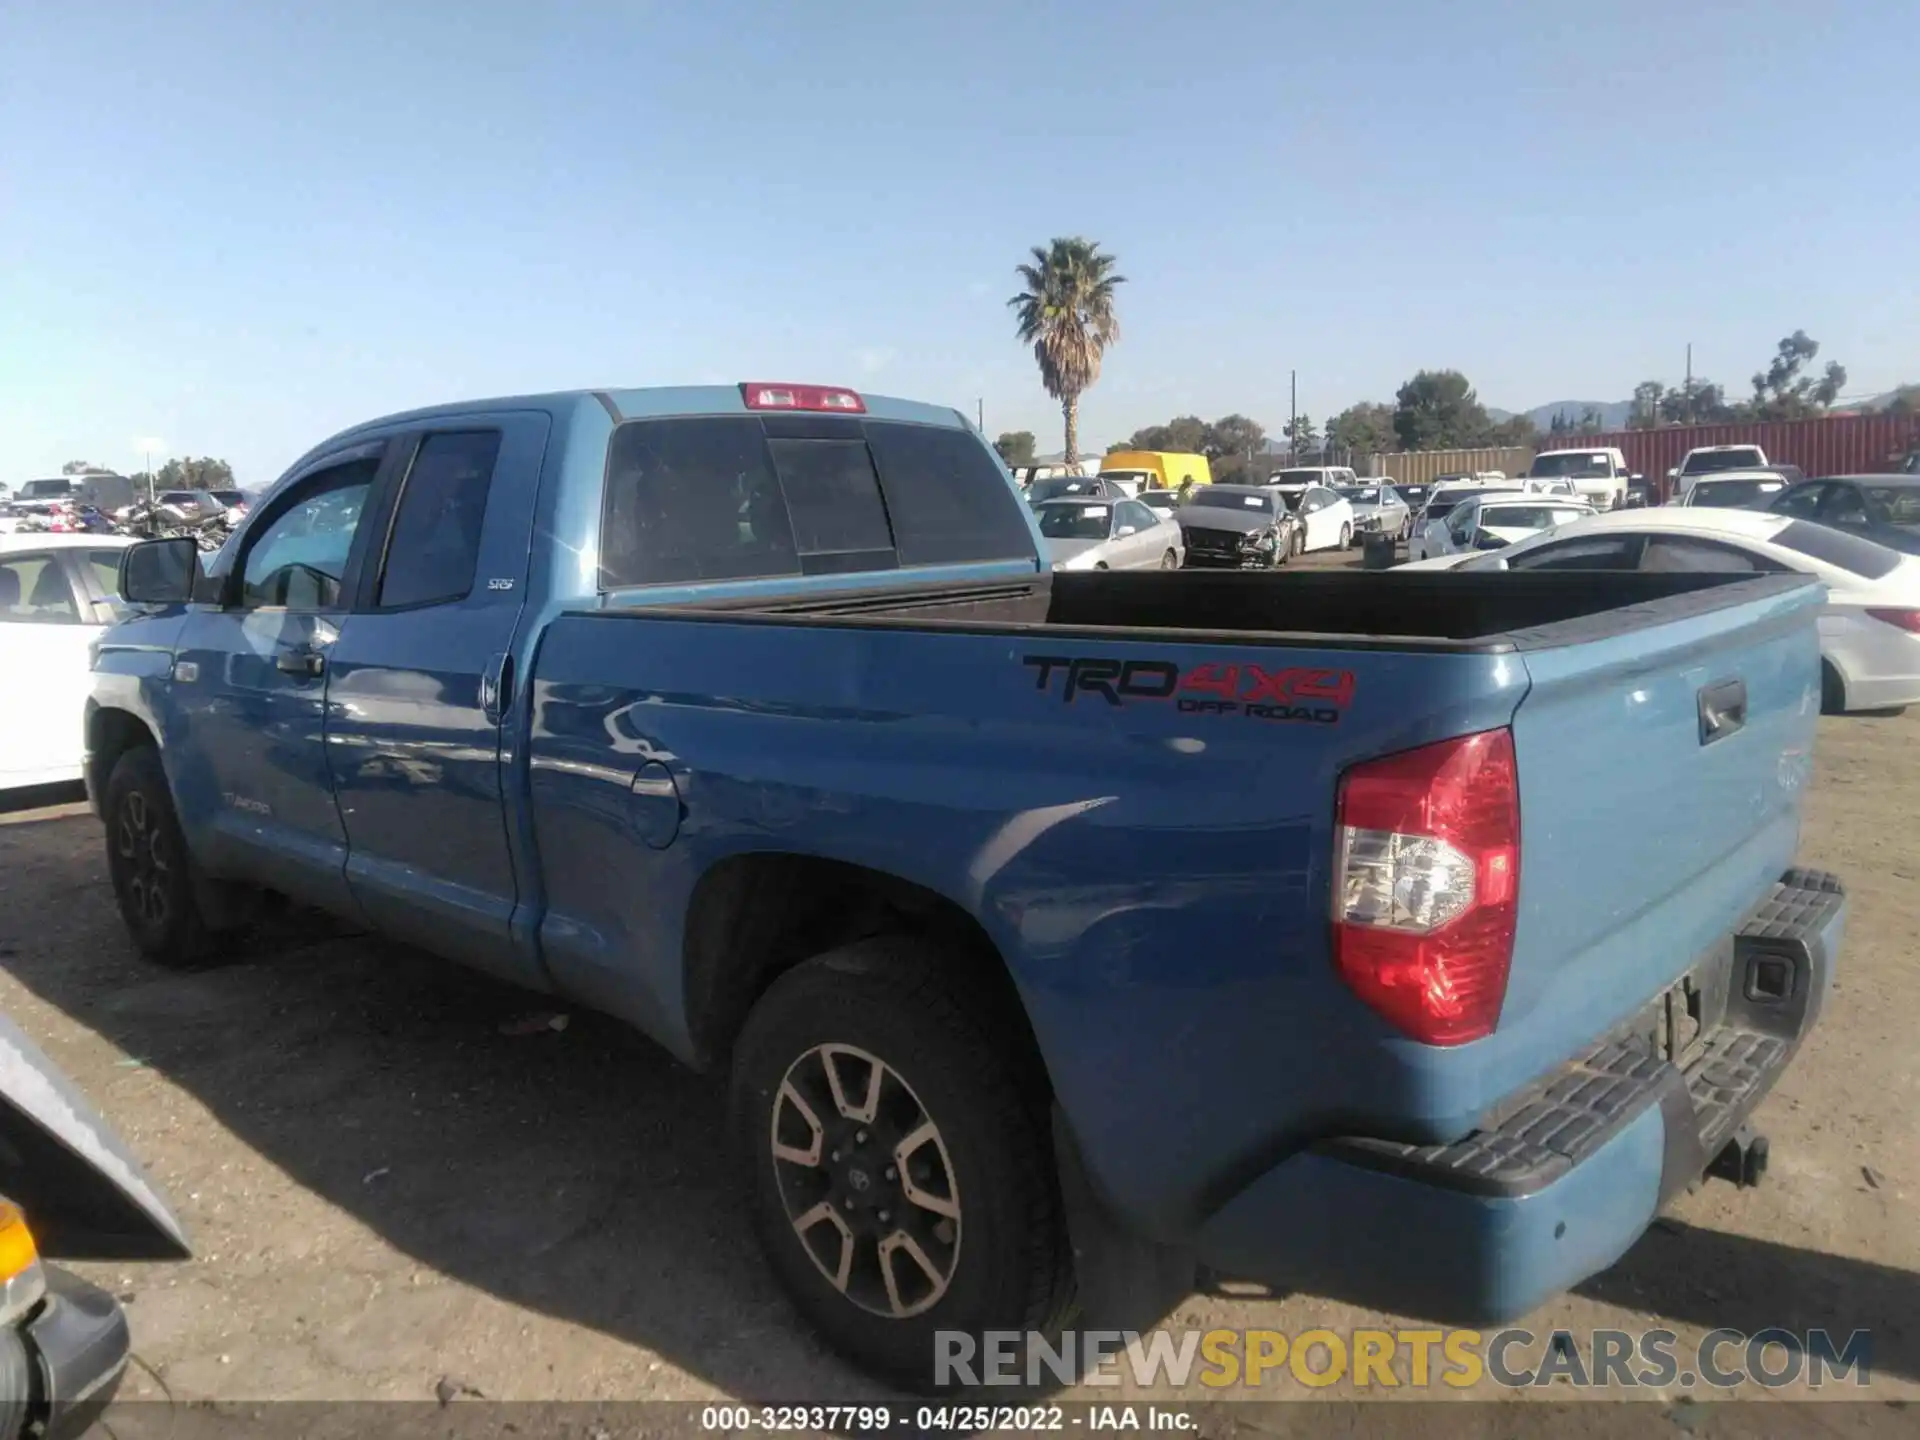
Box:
770;1043;961;1319
115;790;171;929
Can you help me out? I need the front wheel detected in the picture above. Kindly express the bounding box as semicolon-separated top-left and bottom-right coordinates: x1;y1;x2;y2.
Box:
1339;522;1353;549
1160;549;1179;570
104;747;218;968
1288;529;1304;559
730;940;1071;1391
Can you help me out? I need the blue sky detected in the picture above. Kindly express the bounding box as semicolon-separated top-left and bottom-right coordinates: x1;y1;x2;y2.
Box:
3;0;1914;483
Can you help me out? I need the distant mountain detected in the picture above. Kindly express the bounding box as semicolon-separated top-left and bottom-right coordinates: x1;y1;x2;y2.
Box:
1522;399;1636;432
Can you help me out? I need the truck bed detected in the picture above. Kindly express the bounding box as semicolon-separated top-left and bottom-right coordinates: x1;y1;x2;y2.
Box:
527;566;1824;1247
648;567;1814;650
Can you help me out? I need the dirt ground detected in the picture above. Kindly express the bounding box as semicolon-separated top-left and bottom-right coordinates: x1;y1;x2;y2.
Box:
0;668;1913;1420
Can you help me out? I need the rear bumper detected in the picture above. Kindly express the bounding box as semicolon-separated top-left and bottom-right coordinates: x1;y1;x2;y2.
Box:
1194;867;1843;1323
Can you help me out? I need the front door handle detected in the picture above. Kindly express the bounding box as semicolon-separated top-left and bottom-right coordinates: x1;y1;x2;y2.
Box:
276;648;325;678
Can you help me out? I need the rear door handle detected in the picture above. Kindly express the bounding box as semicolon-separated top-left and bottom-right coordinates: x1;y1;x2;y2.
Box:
1698;678;1747;745
276;648;325;678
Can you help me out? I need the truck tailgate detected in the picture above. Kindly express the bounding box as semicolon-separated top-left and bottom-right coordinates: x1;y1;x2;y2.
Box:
1496;581;1822;1081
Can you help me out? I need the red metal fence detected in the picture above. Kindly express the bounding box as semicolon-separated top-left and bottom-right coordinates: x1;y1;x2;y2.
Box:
1541;414;1920;501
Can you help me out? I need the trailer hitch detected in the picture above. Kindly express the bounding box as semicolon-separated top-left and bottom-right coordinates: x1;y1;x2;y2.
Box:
1706;1124;1770;1188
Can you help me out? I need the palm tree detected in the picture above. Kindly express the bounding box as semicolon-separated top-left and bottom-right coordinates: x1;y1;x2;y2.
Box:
1008;238;1125;466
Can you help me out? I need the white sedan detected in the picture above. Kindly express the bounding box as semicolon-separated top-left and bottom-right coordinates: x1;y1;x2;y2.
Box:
1407;494;1597;563
1270;482;1355;553
1033;497;1185;570
0;534;134;790
1399;507;1920;714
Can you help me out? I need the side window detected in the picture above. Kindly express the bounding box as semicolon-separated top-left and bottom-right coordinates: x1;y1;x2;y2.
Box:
377;431;501;608
1447;507;1478;542
1641;537;1782;573
862;422;1038;567
1819;486;1870;527
0;553;78;624
1116;500;1155;532
238;460;378;609
601;418;796;588
1507;536;1644;571
87;550;126;601
1772;484;1826;520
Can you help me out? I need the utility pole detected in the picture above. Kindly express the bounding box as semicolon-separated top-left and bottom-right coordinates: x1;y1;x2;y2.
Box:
1289;370;1297;462
1684;343;1693;425
976;398;984;432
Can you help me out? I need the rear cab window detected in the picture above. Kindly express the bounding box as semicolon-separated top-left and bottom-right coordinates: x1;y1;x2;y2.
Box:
599;416;1036;589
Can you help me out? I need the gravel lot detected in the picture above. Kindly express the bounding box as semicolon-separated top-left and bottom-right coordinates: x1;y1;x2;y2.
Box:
0;591;1913;1420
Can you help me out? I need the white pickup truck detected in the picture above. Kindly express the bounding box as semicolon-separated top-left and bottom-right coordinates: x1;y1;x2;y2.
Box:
1669;445;1771;497
1520;448;1634;511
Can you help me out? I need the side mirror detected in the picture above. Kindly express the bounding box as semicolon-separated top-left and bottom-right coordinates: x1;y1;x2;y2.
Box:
1115;525;1138;537
1474;532;1511;550
1666;468;1678;479
120;537;199;605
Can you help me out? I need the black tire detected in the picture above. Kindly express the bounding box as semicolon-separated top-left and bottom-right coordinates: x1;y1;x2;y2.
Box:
1288;529;1304;559
730;938;1071;1391
1339;522;1353;549
1821;660;1847;716
1160;549;1179;570
103;747;217;968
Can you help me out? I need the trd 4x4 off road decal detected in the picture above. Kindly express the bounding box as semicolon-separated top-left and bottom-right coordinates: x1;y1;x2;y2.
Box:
1021;657;1354;724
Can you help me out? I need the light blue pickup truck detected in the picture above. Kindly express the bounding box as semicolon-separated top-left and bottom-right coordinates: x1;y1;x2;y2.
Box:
87;381;1843;1388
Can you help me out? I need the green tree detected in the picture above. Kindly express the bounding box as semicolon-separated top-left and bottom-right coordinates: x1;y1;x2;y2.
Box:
1283;413;1319;460
1630;381;1664;430
993;431;1037;467
1392;370;1491;451
1008;237;1125;466
61;459;104;475
1485;413;1539;446
1881;385;1920;417
1751;330;1847;420
1329;402;1396;459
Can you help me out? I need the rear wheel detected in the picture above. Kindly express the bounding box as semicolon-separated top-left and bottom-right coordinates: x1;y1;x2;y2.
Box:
730;939;1071;1391
104;747;218;968
1821;660;1847;716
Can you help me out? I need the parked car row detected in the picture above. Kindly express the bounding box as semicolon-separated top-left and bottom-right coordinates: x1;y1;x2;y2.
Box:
1398;503;1920;714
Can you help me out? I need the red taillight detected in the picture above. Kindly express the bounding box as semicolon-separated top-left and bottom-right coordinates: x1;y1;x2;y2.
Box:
1332;728;1520;1046
739;382;866;414
1866;607;1920;634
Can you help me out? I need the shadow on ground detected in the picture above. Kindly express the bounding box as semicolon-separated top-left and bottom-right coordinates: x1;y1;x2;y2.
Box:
0;801;1913;1403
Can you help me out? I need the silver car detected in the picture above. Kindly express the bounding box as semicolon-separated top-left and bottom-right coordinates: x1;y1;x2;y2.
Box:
1336;483;1413;543
1034;497;1186;571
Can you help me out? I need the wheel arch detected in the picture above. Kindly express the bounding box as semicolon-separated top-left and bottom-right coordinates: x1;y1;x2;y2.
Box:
681;852;1050;1094
85;704;160;813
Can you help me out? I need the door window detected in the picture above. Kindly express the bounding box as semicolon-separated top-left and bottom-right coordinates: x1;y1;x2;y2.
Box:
377;431;501;608
0;553;78;623
1506;535;1645;570
1115;500;1156;532
86;550;126;599
1817;486;1871;528
1770;484;1827;520
1641;537;1783;573
238;460;378;609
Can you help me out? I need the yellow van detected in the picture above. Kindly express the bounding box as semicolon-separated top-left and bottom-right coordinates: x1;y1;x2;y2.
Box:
1097;450;1212;497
